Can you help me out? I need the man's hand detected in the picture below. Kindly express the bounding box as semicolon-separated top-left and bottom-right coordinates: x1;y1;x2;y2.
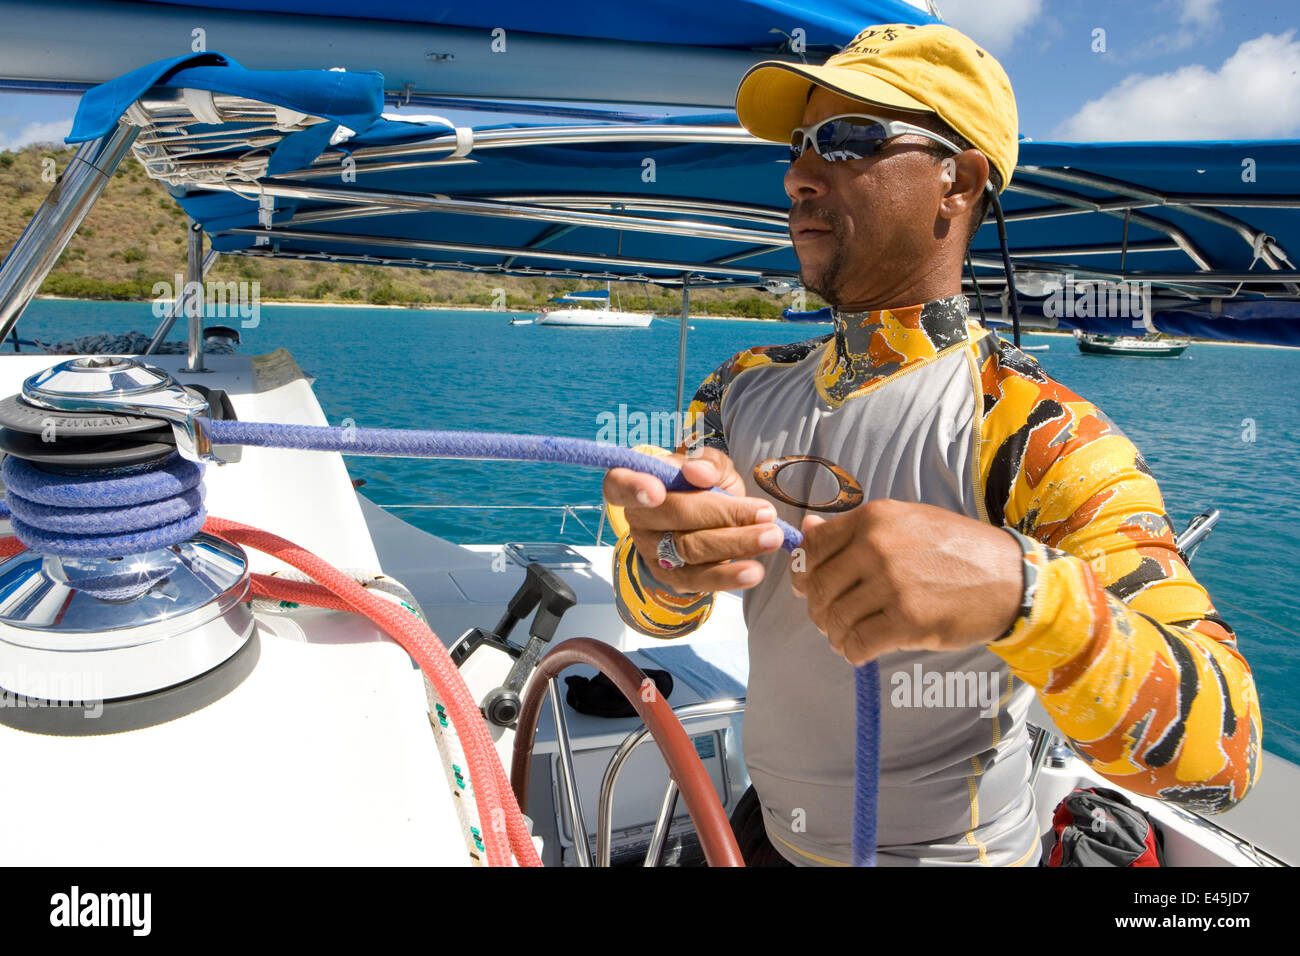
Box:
602;447;785;594
790;499;1025;665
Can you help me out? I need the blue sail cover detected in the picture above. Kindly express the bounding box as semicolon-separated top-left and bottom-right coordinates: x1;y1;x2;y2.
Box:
128;0;939;48
1003;141;1300;281
67;52;384;175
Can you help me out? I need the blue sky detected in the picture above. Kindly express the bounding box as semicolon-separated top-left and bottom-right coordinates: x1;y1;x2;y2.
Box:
0;0;1297;150
941;0;1300;140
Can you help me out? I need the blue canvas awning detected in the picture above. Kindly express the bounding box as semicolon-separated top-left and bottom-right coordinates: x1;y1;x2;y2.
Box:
127;0;940;49
51;53;1300;346
0;0;937;109
165;111;797;288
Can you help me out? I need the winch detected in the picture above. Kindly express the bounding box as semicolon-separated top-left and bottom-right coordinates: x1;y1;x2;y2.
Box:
0;356;255;735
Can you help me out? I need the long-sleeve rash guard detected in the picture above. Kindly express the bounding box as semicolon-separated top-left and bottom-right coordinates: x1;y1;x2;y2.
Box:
609;294;1260;866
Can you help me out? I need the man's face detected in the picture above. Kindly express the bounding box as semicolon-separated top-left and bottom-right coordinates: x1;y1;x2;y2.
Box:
785;87;950;310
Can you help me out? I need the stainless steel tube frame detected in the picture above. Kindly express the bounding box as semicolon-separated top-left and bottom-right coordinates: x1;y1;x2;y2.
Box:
549;677;594;867
181;219;207;373
0;122;139;342
595;697;745;867
146;248;218;354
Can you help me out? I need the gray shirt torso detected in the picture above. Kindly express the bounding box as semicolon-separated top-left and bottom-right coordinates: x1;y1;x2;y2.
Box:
717;332;1039;866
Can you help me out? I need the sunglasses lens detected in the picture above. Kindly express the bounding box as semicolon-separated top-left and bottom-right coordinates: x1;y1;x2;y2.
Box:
789;119;891;163
820;119;886;161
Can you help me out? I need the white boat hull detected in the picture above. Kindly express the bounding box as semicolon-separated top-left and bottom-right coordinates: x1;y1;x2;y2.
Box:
536;309;653;328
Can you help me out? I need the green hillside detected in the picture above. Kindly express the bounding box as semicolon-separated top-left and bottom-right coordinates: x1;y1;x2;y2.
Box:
1;143;817;319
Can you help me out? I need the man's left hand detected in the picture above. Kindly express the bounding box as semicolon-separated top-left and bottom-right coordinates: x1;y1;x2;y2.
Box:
790;499;1025;666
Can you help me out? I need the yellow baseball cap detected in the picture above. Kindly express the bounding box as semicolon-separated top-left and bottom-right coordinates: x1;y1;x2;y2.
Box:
735;23;1019;191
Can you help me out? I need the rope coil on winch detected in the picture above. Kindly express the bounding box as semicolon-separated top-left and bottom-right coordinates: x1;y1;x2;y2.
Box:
0;453;207;600
1;453;205;557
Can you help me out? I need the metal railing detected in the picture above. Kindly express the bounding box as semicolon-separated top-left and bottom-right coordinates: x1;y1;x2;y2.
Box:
592;698;746;867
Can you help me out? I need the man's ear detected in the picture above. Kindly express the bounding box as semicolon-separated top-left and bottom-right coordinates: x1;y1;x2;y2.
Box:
938;149;989;223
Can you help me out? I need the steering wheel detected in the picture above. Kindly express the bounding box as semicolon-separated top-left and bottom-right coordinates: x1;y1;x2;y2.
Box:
510;638;745;867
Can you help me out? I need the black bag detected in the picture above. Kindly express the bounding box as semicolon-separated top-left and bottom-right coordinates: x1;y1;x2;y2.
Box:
564;668;673;718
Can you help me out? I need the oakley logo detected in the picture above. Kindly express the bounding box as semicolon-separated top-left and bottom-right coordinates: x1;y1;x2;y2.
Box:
752;455;863;513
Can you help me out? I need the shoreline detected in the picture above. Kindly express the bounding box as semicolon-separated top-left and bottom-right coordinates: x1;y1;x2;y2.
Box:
32;294;791;323
28;296;1296;345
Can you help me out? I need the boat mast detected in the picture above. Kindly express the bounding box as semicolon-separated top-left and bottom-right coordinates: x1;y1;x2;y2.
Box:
674;278;691;437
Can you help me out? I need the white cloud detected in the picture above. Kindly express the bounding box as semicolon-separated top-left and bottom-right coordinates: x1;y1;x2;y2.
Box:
1177;0;1221;28
1120;30;1198;60
1111;0;1220;61
937;0;1045;55
0;117;73;152
1053;31;1300;141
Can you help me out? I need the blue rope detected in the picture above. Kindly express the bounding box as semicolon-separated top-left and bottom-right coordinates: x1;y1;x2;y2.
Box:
0;417;880;865
853;664;880;866
1;454;205;559
203;418;811;550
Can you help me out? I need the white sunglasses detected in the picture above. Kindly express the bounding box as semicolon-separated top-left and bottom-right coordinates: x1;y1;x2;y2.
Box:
789;113;995;193
789;113;965;162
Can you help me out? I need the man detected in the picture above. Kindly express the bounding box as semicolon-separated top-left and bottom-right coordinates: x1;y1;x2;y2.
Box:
602;23;1260;866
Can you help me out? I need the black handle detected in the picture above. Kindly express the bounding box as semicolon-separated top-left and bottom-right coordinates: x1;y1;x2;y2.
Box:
492;562;576;644
481;562;578;727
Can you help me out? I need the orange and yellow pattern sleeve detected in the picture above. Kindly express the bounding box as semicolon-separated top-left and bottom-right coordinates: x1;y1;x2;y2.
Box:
977;338;1261;812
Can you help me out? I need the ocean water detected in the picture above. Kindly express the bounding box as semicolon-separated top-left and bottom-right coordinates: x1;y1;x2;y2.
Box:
14;300;1300;763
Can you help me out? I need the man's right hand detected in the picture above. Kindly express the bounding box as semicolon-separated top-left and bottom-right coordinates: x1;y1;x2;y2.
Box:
602;447;784;594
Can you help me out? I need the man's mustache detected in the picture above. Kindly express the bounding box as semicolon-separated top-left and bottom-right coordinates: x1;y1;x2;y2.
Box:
789;205;843;234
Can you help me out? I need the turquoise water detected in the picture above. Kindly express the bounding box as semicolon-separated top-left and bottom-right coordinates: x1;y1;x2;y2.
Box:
15;300;1300;762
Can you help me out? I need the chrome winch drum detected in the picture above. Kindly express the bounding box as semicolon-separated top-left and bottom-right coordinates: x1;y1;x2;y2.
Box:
0;357;256;735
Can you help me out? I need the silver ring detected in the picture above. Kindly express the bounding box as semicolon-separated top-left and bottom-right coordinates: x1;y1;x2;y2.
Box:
656;531;685;570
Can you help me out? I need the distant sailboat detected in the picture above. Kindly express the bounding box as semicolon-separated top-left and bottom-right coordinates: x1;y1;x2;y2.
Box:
1075;331;1189;357
535;286;653;328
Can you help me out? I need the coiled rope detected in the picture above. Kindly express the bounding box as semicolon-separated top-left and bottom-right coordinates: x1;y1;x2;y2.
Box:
0;418;879;866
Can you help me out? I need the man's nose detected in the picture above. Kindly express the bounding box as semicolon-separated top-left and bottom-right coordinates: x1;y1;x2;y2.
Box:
784;150;830;201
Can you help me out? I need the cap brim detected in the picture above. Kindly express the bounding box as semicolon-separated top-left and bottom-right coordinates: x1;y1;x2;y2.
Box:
736;61;933;143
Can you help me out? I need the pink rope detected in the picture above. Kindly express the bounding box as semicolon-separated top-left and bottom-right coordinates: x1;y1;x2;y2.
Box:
204;517;542;867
